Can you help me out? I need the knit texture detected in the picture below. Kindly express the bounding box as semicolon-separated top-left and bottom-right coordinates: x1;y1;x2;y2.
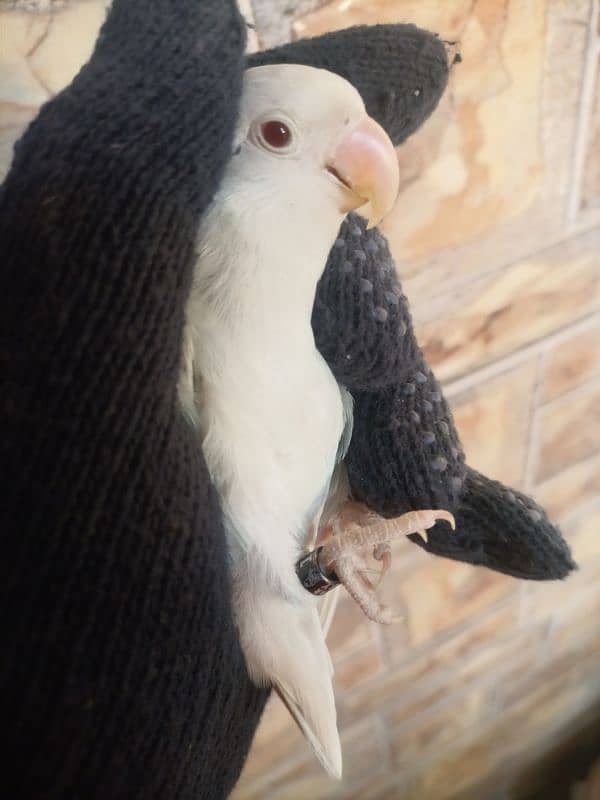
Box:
410;469;576;580
0;8;455;799
313;215;575;580
249;23;449;147
0;3;263;798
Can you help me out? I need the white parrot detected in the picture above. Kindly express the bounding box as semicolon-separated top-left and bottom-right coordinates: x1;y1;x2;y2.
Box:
180;64;453;778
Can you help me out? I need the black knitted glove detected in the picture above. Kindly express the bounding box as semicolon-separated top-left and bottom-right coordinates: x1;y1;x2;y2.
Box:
0;7;455;799
1;3;268;799
248;23;449;146
313;215;575;580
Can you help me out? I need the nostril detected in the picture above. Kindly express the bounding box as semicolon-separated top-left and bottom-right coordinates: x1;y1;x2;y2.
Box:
326;164;352;190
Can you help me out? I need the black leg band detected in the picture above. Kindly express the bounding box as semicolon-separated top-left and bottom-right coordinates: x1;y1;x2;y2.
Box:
296;547;340;595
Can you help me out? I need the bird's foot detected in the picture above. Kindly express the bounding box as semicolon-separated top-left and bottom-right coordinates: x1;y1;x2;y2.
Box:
316;505;455;624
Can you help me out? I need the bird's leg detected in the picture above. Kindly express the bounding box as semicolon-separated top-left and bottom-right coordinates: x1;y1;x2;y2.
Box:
334;553;397;624
316;504;455;624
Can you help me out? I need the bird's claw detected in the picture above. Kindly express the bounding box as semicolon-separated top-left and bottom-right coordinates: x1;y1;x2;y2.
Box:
310;507;455;624
372;542;392;587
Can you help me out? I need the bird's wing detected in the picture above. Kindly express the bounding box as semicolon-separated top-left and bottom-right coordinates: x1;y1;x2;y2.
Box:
237;575;342;779
317;388;353;636
335;385;354;465
272;603;342;779
315;388;353;636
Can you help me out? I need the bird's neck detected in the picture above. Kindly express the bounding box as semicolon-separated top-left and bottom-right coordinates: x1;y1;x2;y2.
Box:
190;203;341;381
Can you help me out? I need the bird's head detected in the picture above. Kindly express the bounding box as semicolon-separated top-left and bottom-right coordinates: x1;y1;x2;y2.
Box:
193;64;400;328
225;63;399;233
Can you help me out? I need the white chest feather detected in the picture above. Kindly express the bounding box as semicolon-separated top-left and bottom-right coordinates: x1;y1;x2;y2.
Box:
182;197;348;595
200;336;344;574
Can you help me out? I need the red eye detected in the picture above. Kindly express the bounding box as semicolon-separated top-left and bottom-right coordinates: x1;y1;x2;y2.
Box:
260;120;291;149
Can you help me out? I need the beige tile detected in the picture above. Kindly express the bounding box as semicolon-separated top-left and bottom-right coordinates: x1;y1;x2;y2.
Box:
582;55;600;212
563;502;600;564
28;1;109;94
416;229;600;383
406;723;511;800
342;599;525;721
233;716;386;800
391;0;546;263
345;774;406;800
535;380;600;481
542;0;594;204
0;3;109;105
9;1;63;9
234;695;307;789
294;0;472;38
393;557;516;649
549;0;592;20
542;318;600;402
0;12;52;108
333;642;384;693
0;2;108;180
412;650;600;800
0;102;39;182
326;591;377;659
232;757;329;800
336;717;389;792
520;506;600;623
389;686;491;769
521;554;600;630
549;602;600;665
497;636;600;715
295;0;591;306
449;360;538;485
534;452;600;521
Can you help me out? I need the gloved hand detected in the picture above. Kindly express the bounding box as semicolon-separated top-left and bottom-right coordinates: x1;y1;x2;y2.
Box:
313;214;575;580
0;2;450;797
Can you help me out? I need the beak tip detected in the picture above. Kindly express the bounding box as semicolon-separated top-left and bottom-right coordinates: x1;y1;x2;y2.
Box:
331;115;400;229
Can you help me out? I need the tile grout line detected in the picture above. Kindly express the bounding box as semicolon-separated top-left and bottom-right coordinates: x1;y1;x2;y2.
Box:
556;493;600;529
342;596;522;718
372;710;394;774
523;352;546;494
567;0;600;225
439;311;600;398
536;449;600;494
406;221;600;317
534;370;600;413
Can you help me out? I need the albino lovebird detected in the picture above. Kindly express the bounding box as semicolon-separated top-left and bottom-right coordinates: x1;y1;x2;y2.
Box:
180;64;454;777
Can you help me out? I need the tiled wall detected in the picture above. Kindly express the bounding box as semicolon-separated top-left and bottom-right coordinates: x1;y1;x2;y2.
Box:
2;2;598;798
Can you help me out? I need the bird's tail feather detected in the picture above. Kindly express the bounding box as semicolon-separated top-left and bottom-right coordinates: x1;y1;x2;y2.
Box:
240;594;342;779
272;603;342;778
275;676;342;779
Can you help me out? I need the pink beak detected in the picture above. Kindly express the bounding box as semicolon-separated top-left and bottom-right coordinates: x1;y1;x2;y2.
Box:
327;116;400;229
